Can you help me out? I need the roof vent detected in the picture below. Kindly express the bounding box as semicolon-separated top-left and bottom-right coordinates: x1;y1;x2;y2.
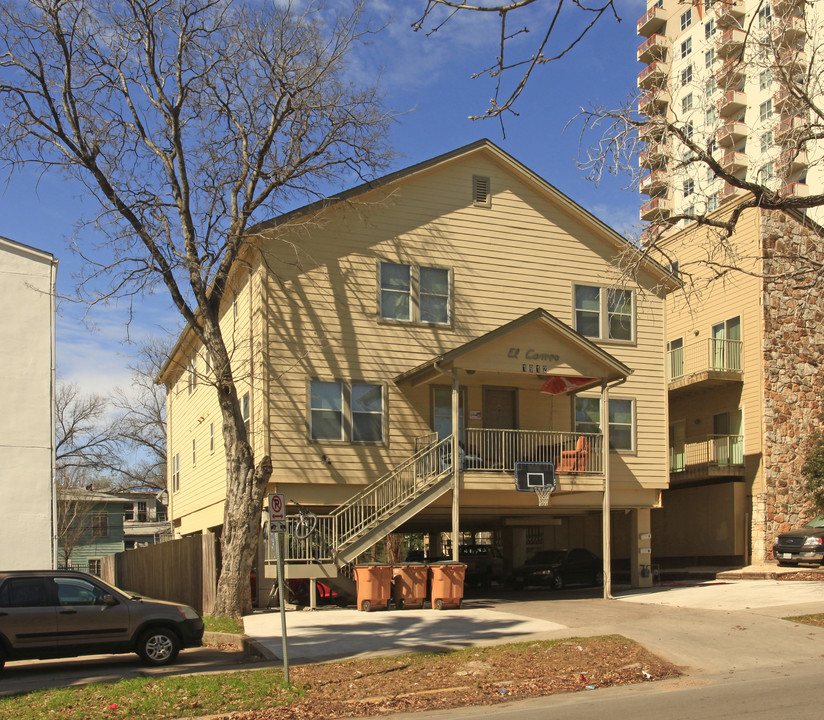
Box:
473;175;491;207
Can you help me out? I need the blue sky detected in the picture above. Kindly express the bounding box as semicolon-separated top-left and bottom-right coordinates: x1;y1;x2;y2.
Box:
0;0;645;400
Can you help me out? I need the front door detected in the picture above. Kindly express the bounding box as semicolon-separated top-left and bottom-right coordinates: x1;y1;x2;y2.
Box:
483;388;517;468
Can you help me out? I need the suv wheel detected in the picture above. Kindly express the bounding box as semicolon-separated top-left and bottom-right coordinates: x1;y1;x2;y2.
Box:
550;573;564;591
137;628;180;666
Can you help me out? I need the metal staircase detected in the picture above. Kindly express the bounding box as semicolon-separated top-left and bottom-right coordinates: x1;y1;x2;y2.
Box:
266;435;455;590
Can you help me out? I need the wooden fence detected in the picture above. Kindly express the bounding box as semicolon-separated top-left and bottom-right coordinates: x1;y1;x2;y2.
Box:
102;533;217;615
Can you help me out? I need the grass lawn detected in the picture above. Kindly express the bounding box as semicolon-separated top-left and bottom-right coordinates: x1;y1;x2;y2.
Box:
785;612;824;628
203;615;245;635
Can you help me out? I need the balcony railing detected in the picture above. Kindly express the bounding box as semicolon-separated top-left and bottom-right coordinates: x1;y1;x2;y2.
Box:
637;34;669;63
638;61;668;90
716;28;746;58
669;435;744;474
716;0;745;28
718;90;746;117
720;150;747;173
782;181;809;198
716;121;747;147
640;196;672;221
640;169;668;195
463;428;604;475
777;148;808;176
719;182;747;203
667;338;743;382
776;115;807;142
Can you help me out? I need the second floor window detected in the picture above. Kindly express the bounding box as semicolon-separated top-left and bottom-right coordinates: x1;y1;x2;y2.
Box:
379;262;450;325
574;286;634;342
172;453;180;492
91;511;109;538
309;380;384;443
574;397;636;452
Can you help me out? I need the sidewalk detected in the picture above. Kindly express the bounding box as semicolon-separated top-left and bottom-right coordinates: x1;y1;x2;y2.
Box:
243;576;824;673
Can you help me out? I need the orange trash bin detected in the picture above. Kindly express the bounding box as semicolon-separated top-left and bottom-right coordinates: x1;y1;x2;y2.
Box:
392;564;428;609
353;564;393;611
428;562;466;610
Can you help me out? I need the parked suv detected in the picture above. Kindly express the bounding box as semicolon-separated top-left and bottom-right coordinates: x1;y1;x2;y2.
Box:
0;570;204;671
459;544;505;588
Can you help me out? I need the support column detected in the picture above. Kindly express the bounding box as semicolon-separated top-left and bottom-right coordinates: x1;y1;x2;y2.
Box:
451;370;461;562
630;508;653;588
601;381;612;599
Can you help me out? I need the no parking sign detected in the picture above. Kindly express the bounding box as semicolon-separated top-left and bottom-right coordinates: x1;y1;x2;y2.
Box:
268;492;286;534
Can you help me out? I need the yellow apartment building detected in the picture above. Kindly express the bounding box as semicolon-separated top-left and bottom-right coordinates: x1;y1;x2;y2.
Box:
159;141;677;598
655;202;823;564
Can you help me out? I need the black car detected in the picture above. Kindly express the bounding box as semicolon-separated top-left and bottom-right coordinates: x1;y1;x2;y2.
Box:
0;570;204;671
511;548;603;590
773;516;824;566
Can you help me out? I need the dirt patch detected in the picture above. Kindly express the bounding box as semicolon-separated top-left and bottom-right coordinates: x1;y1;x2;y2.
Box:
776;569;824;582
217;635;681;720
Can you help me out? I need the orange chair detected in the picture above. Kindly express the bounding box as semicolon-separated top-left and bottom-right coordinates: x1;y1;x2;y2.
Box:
558;436;588;473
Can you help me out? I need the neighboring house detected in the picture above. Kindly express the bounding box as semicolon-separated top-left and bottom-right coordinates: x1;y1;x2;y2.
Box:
120;489;173;548
0;235;58;570
158;140;677;600
636;1;824;564
57;490;129;575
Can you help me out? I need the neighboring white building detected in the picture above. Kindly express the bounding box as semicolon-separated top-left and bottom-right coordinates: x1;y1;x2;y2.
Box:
0;235;58;569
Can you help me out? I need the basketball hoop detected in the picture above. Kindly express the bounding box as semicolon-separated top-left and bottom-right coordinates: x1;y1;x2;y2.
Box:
534;487;553;507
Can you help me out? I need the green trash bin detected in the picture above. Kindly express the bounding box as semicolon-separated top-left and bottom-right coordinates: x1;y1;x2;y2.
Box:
428;562;466;610
353;564;393;611
392;564;428;609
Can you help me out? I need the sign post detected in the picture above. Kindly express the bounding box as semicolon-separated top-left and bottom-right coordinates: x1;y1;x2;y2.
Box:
268;492;290;683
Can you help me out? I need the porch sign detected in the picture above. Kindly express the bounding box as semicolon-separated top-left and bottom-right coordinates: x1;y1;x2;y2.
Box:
267;492;290;683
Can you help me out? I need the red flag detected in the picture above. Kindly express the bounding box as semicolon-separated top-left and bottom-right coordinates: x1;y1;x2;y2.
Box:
540;376;594;394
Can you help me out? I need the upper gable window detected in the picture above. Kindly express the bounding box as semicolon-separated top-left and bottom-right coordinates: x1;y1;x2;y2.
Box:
574;285;634;342
473;176;491;207
379;262;450;325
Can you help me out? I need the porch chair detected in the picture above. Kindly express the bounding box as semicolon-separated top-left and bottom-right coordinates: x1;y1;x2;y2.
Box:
558;436;588;473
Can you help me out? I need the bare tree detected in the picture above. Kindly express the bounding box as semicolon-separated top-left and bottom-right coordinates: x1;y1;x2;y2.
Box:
110;338;170;491
55;470;99;567
576;7;824;286
0;0;392;617
55;382;119;474
412;0;621;123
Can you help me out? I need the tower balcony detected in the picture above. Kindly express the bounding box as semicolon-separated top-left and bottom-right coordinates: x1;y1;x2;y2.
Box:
639;116;668;142
777;48;808;77
782;181;810;198
637;33;669;63
774;0;804;17
717;58;745;89
638;61;669;90
639;141;667;170
716;28;746;58
640;169;668;196
718;89;747;117
638;90;668;117
774;87;804;114
716;121;748;147
776;148;808;176
640;196;672;221
719;182;747;204
773;15;807;47
720;151;747;174
775;115;807;143
716;0;745;28
637;6;667;37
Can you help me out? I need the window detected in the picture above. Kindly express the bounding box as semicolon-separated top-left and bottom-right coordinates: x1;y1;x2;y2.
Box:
232;296;238;321
209;422;215;452
706;107;716;125
87;560;101;577
667;337;684;379
124;503;134;521
91;511;108;538
758;4;771;27
187;357;196;394
684;204;695;218
379;262;450;325
684;122;694;139
707;193;719;211
681;38;692;59
574;285;634;342
573;397;636;451
204;349;211;377
241;391;250;435
0;577;51;607
309;380;385;443
192;438;196;466
712;316;742;371
351;383;384;442
704;48;714;69
759;99;772;121
759;69;772;91
681;64;693;86
705;18;715;39
760;162;775;182
682;93;694;113
683;179;695;197
680;9;692;31
706;76;716;96
137;501;147;522
172;453;180;492
432;386;466;440
760;131;773;154
472;175;491;207
55;576;108;605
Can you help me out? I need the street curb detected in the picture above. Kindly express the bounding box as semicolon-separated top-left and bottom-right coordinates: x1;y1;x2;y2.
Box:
202;632;277;661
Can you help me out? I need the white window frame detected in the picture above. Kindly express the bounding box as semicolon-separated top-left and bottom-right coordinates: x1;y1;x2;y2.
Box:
680;9;692;31
172;453;180;492
759;99;772;121
573;396;636;453
187;357;197;395
209;422;215;452
379;261;451;326
681;38;692;59
309;380;386;444
574;285;635;343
